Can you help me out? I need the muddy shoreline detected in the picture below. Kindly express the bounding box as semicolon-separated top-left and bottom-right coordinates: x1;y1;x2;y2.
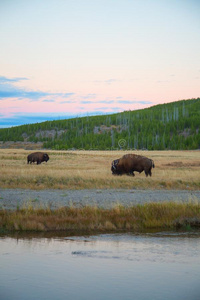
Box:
0;188;200;210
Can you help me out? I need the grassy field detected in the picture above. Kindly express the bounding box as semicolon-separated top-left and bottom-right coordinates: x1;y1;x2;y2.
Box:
0;149;200;190
1;202;200;232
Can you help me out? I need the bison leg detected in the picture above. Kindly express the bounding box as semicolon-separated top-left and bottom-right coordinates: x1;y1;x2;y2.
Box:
37;160;41;165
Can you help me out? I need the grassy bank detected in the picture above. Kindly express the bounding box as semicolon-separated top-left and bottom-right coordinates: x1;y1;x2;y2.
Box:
0;149;200;190
1;202;200;232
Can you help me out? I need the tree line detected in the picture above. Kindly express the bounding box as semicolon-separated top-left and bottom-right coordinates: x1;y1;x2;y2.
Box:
0;98;199;150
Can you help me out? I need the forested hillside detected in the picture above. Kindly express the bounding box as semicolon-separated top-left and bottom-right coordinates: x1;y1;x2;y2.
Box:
0;98;200;150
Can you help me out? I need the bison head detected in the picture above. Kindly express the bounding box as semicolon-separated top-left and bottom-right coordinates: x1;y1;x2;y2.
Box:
111;159;120;174
43;154;49;162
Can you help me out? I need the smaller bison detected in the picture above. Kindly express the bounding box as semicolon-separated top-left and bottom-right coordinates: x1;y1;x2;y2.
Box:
27;152;49;165
111;154;155;177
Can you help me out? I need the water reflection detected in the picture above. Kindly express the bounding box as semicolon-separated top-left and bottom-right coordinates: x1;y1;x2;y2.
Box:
0;231;200;300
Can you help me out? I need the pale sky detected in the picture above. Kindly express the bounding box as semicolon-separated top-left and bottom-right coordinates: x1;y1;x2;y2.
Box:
0;0;200;127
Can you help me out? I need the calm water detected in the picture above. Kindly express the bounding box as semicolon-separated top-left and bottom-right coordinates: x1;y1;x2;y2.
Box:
0;231;200;300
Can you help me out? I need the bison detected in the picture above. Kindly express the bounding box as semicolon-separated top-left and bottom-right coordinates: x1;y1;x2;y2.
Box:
111;154;155;177
27;152;49;165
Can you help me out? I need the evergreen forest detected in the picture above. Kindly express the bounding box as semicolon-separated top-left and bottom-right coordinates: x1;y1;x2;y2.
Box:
0;98;200;150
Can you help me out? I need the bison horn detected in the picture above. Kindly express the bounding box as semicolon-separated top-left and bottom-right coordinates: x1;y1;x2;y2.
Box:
112;165;117;170
114;159;119;166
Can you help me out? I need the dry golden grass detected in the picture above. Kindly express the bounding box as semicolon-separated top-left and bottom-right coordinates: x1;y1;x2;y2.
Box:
1;202;200;232
0;149;200;190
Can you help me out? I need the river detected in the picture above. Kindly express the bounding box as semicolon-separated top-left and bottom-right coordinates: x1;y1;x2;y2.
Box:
0;231;200;300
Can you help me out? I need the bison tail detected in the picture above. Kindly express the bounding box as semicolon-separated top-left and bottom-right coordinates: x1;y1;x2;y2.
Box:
152;160;155;168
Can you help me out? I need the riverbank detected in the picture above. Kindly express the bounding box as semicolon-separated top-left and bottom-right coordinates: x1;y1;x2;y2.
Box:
1;149;199;232
1;202;200;232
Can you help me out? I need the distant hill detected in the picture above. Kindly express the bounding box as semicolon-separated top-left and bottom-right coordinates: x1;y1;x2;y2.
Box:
0;98;200;150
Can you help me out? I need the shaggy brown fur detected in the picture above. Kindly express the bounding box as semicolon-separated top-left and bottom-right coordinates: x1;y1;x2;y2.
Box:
27;152;49;165
111;154;155;177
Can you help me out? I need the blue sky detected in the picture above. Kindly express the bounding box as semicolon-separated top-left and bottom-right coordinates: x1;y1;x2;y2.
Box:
0;0;200;127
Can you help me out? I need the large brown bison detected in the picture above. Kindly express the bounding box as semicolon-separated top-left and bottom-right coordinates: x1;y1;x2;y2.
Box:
111;154;155;177
27;152;49;165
